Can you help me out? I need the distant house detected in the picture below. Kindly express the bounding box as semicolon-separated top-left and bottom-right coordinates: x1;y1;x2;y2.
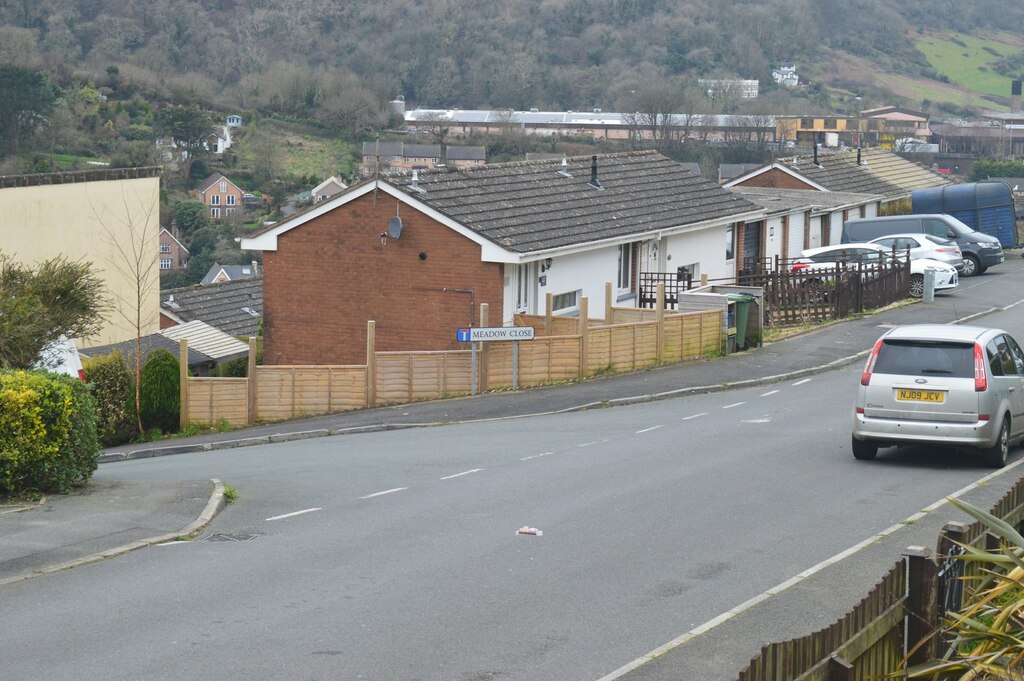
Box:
360;142;487;176
160;276;263;337
201;262;260;286
772;65;799;88
312;176;348;203
159;228;190;271
226;115;243;127
698;78;759;99
195;173;244;219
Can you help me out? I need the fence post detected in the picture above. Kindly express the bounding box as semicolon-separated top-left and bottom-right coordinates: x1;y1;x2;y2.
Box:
247;336;257;425
656;282;665;364
366;320;376;407
179;338;189;430
826;654;853;681
579;296;589;377
545;293;553;335
604;281;612;323
904;546;939;665
479;303;489;391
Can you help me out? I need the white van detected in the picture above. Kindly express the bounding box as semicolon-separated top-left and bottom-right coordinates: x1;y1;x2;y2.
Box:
33;336;85;380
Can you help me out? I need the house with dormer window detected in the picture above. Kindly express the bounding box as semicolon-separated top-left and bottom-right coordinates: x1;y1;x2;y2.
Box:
196;173;244;219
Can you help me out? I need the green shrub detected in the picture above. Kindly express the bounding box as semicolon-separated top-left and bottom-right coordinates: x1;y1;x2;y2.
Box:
139;349;180;433
0;370;100;495
84;351;138;446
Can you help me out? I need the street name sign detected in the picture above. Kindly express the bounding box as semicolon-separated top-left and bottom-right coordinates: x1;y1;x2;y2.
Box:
456;327;535;342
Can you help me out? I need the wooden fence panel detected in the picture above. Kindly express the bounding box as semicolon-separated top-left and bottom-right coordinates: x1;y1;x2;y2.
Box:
187;377;248;426
735;560;907;681
375;351;473;404
508;337;582;386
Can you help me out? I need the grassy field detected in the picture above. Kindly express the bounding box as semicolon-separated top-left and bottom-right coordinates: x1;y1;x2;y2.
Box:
232;120;360;183
916;32;1024;98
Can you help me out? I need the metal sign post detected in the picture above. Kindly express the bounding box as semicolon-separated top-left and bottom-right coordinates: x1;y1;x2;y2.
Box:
457;327;535;393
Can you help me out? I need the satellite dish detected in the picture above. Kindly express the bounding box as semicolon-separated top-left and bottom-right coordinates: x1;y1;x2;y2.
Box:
387;216;403;240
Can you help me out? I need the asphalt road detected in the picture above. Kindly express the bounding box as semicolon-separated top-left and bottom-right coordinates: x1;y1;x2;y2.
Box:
4;352;1024;679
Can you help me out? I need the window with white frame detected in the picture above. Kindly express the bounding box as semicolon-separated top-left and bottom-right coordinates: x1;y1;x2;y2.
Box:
211;207;220;218
227;194;236;206
552;290;579;312
160;258;172;270
617;243;636;290
516;263;533;312
725;224;736;260
226;207;235;215
210;194;220;205
160;243;171;253
219;181;227;192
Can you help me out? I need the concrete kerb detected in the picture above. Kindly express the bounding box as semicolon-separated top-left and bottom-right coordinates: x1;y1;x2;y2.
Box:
0;479;226;589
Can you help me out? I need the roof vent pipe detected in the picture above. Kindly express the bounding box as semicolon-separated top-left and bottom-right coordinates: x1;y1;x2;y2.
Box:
588;155;603;189
813;143;819;166
857;147;862;165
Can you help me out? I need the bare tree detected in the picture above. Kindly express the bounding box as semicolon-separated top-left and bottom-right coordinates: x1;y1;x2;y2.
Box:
90;184;161;436
624;83;683;153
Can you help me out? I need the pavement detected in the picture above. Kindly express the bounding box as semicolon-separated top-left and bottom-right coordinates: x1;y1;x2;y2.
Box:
3;257;1024;678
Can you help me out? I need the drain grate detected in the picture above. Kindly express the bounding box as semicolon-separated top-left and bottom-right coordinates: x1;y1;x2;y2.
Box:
204;533;259;542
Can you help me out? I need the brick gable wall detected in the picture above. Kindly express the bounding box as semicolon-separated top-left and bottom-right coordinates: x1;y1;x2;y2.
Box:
263;192;504;365
736;168;816;190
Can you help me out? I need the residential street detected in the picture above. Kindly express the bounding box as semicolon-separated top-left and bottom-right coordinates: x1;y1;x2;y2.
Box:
3;258;1024;680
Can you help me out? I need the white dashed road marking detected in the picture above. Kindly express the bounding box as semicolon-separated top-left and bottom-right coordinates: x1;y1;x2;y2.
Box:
682;413;707;420
359;488;408;500
722;402;745;409
636;425;663;434
760;390;779;397
792;378;812;386
266;508;323;522
440;469;482;480
520;452;553;461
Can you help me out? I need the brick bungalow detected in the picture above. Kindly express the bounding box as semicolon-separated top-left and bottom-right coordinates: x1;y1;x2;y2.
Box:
241;151;764;366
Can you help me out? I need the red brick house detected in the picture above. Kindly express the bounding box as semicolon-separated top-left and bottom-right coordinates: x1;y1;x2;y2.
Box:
196;173;244;220
158;228;189;271
241;152;763;366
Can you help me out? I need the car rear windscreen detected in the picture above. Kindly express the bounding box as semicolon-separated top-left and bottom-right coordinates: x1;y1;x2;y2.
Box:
874;340;975;378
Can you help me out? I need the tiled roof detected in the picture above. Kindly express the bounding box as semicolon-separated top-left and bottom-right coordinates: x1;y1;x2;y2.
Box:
80;334;214;371
361;141;405;157
775;147;951;197
161;277;263;337
198;173;228;193
728;186;883;214
403;143;440;157
386;151;761;253
200;263;260;286
445;146;486;161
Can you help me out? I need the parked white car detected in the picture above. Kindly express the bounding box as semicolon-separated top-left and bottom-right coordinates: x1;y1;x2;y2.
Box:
792;243;958;298
867;233;965;272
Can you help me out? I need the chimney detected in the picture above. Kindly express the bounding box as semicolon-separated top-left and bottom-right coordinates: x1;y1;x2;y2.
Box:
588;155;603;189
857;147;862;165
1013;80;1022;113
813;143;819;166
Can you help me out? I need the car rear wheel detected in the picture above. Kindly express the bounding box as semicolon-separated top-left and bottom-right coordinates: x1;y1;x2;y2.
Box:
982;418;1009;468
909;273;924;298
852;436;878;460
962;255;980;277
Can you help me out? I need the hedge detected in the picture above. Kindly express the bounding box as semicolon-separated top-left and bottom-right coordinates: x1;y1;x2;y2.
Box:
83;350;138;446
0;370;100;495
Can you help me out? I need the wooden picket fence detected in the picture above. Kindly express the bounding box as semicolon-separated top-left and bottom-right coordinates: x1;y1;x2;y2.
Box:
180;292;723;428
733;474;1024;680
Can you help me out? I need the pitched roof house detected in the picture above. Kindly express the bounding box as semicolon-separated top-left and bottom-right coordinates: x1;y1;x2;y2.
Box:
200;262;260;286
312;176;348;203
724;147;951;203
241;151;764;365
159;228;190;271
196;173;244;220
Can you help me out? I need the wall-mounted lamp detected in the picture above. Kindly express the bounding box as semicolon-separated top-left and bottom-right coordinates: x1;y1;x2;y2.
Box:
540;257;553;272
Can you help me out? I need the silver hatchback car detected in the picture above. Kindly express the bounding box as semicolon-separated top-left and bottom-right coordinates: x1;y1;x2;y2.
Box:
852;325;1024;467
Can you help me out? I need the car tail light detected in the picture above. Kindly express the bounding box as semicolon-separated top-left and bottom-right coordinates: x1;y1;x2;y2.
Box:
935;246;958;253
974;342;988;392
792;262;810;272
861;337;884;386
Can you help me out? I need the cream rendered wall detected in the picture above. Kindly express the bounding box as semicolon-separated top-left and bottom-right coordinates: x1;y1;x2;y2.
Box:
0;176;161;346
